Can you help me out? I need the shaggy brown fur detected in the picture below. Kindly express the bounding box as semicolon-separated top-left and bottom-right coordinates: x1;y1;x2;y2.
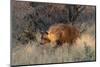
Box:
40;23;80;47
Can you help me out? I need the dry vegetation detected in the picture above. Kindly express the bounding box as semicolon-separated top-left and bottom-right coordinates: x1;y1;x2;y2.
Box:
11;1;96;66
11;22;96;66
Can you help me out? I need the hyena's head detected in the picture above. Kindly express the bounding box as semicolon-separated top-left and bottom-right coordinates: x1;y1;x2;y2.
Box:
40;31;50;45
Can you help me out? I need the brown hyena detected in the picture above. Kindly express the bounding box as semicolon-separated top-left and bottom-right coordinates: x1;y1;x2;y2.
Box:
40;23;80;47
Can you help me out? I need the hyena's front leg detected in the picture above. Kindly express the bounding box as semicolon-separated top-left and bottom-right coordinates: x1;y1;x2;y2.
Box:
50;41;58;48
56;40;62;46
50;40;62;48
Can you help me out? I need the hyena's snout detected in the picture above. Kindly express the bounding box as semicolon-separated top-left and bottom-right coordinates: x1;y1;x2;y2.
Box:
40;38;51;45
40;31;50;45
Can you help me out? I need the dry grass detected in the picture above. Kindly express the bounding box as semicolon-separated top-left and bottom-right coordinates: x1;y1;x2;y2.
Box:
11;24;96;66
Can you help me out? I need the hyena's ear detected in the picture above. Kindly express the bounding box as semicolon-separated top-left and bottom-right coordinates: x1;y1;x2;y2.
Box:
40;31;44;34
45;31;48;35
40;31;48;35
